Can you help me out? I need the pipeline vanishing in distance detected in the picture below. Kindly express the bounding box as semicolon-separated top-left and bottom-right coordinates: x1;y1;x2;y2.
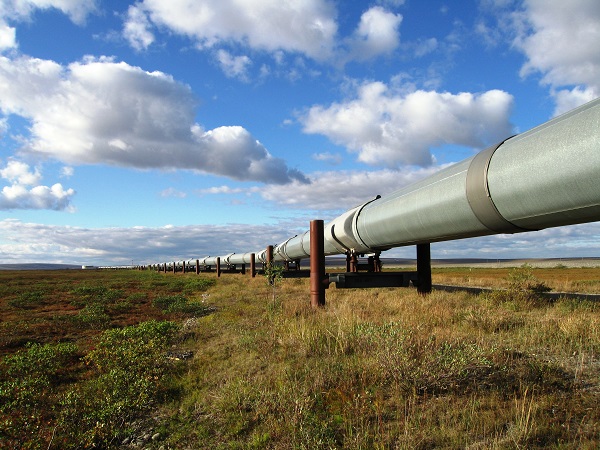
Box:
167;97;600;271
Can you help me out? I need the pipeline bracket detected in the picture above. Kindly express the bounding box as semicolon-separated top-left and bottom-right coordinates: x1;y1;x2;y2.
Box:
329;271;417;289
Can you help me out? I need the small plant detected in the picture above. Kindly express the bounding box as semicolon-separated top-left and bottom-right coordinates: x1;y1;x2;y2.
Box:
70;284;123;306
0;342;79;447
9;290;46;309
57;320;180;447
264;262;285;305
153;294;213;315
508;264;551;294
74;303;111;328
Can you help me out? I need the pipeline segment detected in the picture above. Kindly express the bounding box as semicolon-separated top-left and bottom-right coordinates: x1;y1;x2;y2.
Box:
160;98;600;268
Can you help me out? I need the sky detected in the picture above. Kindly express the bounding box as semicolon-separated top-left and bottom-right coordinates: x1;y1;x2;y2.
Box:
0;0;599;266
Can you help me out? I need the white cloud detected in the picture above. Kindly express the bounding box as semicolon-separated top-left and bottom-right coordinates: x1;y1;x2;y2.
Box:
0;159;42;185
0;55;307;184
259;167;444;211
300;81;514;167
123;3;155;51
123;1;409;72
60;166;74;178
196;185;246;195
0;160;75;211
0;0;97;25
0;0;97;50
0;21;16;50
312;152;343;165
159;187;187;198
2;217;599;265
0;219;292;265
216;49;252;81
512;0;600;114
345;7;402;62
124;0;339;60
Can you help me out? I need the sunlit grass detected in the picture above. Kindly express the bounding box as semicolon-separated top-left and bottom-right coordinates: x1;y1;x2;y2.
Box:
0;268;599;448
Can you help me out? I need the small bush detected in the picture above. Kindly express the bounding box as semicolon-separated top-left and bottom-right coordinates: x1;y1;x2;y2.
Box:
57;321;180;447
508;264;551;294
153;294;214;315
70;284;123;306
74;303;111;328
0;342;79;447
8;290;46;309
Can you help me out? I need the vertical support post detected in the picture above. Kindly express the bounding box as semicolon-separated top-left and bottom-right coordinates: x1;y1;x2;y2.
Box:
416;243;432;295
196;259;200;275
172;262;176;274
182;260;186;274
346;253;351;272
310;219;326;307
216;257;221;277
349;253;358;273
250;253;256;278
266;245;274;284
241;264;246;275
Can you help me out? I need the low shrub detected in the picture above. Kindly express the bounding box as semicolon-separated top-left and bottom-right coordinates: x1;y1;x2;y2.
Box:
56;320;180;447
153;294;214;316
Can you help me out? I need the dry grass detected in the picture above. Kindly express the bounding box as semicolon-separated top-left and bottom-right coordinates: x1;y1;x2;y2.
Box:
1;268;599;448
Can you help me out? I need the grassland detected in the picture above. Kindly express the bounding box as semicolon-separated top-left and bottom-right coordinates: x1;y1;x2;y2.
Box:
0;265;599;448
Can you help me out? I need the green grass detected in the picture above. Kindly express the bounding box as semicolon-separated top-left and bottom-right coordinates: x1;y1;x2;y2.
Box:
0;268;599;448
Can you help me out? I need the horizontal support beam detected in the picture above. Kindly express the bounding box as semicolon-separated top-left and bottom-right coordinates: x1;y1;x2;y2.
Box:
329;271;418;289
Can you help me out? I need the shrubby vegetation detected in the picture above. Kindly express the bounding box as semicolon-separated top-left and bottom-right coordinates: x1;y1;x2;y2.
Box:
0;267;598;448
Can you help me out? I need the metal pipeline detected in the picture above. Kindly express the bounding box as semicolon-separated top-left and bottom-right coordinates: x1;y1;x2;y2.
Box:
160;98;600;267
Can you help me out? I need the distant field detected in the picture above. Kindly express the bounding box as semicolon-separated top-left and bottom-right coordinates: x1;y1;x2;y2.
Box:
1;268;599;448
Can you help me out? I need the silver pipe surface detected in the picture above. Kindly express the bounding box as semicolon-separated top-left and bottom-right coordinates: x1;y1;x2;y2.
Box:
173;98;600;266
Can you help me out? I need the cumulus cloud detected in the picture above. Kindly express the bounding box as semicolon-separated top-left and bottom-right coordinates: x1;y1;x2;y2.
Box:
0;55;307;184
216;50;252;81
0;0;97;50
345;7;402;62
0;159;75;211
123;0;338;60
123;3;155;51
122;1;408;73
512;0;600;114
300;81;514;167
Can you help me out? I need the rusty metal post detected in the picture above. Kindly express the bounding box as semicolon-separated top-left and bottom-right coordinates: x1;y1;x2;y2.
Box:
196;259;200;275
374;252;382;272
266;245;274;284
310;219;326;307
250;253;256;278
416;243;432;295
216;257;221;277
172;262;176;274
350;253;358;273
182;260;186;274
241;264;246;275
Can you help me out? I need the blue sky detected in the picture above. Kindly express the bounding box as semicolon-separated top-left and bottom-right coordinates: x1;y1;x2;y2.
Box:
0;0;599;266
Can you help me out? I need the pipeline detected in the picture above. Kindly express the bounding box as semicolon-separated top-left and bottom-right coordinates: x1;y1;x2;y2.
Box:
162;97;599;271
